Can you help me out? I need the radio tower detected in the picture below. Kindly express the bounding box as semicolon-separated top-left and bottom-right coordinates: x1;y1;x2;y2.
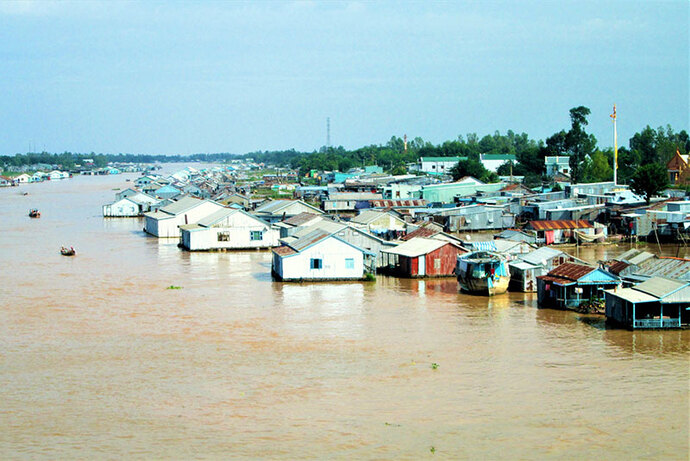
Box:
326;117;331;150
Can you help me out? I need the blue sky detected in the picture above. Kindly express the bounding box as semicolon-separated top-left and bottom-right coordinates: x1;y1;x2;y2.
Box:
1;1;687;155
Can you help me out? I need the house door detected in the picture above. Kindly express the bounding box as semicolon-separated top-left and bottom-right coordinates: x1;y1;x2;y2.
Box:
418;256;425;276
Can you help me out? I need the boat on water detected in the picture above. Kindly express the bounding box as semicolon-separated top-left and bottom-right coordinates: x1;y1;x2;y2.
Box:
28;209;40;218
61;246;76;256
456;251;510;296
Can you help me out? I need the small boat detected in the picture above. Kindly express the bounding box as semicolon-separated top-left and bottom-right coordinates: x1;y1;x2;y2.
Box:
28;209;40;218
456;251;510;296
61;246;76;256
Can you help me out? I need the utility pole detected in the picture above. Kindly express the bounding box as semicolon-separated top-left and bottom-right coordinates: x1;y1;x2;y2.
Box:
326;117;331;151
610;104;617;185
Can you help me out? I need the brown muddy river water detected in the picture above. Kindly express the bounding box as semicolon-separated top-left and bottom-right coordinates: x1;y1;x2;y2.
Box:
1;171;688;459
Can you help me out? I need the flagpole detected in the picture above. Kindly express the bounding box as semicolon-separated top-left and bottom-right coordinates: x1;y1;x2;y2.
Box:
611;104;617;185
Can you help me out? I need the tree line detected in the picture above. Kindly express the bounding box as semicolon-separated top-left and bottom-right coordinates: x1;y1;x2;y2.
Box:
3;107;688;191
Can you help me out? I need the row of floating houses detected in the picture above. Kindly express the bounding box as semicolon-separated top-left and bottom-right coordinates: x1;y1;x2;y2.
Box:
95;164;690;330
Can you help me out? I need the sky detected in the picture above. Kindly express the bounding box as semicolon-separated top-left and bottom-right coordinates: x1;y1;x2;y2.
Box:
0;0;688;155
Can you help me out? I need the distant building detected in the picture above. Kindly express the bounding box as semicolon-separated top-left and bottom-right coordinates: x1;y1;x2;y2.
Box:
418;157;466;175
479;154;516;173
667;149;690;185
545;156;571;177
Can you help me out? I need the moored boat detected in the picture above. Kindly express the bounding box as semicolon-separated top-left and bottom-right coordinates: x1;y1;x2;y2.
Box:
457;251;510;296
28;209;40;218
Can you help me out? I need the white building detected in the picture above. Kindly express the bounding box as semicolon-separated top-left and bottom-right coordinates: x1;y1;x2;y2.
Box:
15;174;32;183
103;192;160;217
254;200;324;224
48;170;70;180
180;208;279;251
479;154;516;173
545;156;571;177
272;230;375;281
144;196;226;238
418;157;463;175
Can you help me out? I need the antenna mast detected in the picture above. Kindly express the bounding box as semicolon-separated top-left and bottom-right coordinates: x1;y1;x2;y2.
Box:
610;104;617;185
326;117;331;150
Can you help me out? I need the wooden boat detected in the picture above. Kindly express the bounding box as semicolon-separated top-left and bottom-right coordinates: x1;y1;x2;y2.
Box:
61;247;76;256
456;251;510;296
28;209;40;218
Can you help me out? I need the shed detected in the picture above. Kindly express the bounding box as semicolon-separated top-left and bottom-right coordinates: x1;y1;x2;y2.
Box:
381;237;467;278
537;263;620;309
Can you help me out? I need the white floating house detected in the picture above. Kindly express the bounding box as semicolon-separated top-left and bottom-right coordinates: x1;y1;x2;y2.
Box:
272;229;375;281
254;200;324;224
144;196;226;238
179;208;279;251
103;192;160;217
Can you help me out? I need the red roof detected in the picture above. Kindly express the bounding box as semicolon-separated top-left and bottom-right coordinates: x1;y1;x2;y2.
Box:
369;200;428;208
272;246;297;256
542;262;595;281
608;260;629;275
528;220;593;231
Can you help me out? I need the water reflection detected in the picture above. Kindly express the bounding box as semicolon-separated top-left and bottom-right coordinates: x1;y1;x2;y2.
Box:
602;328;690;355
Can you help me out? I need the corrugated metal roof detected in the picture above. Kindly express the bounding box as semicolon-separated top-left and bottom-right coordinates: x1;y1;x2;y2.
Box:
282;212;321;226
288;229;331;251
352;210;393;225
382;237;449;257
196;208;237;227
510;261;538;271
254;200;293;213
546;263;595;281
537;275;575;285
160;196;205;215
528;220;594;230
608;260;629;275
628;251;655;265
660;284;690;303
292;221;347;239
635;257;690;281
604;287;659;304
633;277;688;298
370;200;428;208
616;249;641;262
401;227;438;241
521;247;563;266
272;246;297;256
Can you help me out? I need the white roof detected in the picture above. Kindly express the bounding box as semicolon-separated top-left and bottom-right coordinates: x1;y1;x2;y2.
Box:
604;287;658;303
510;261;538;271
521;247;563;266
633;277;688;298
382;237;449;257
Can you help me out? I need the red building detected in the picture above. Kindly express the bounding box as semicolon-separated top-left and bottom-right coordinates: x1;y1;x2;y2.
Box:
382;237;467;277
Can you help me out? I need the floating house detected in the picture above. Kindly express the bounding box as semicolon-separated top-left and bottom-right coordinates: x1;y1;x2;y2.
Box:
274;212;325;238
154;185;182;200
605;277;690;329
351;210;407;238
179;208;278;251
272;230;375;281
537;263;620;309
144;196;226;238
509;247;583;292
525;220;604;245
322;192;383;212
253;200;324;224
382;237;467;278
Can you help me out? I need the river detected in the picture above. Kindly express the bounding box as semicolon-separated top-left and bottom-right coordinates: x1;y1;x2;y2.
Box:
0;170;688;459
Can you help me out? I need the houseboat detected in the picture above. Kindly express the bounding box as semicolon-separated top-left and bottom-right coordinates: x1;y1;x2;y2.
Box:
457;251;510;295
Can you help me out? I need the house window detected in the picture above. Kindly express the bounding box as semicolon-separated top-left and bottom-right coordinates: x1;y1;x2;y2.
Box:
250;230;263;241
310;258;323;269
345;258;354;269
218;231;230;242
434;258;441;269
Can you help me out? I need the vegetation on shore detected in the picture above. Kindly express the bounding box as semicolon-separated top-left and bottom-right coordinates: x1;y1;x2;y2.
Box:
2;108;687;190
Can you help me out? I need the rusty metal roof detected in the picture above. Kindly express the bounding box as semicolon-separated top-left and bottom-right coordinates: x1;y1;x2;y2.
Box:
401;227;438;241
370;199;428;208
272;246;297;256
528;220;593;231
608;260;629;275
546;262;596;281
537;275;575;285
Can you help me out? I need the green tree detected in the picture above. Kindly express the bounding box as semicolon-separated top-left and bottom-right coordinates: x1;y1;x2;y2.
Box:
581;150;612;182
566;106;597;183
450;159;488;181
630;163;669;204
